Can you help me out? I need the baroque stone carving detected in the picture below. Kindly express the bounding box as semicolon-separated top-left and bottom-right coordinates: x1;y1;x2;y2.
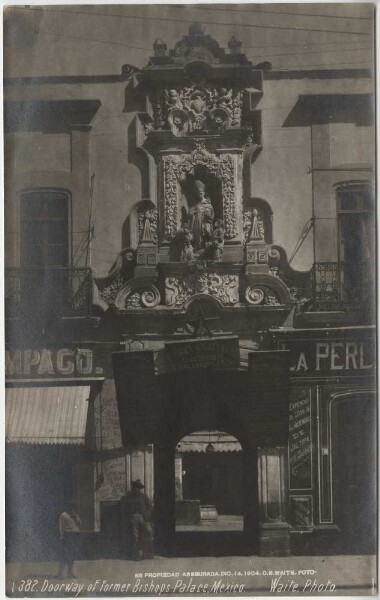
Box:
209;220;224;261
154;85;242;134
99;275;124;304
180;226;195;262
165;273;239;306
163;144;237;242
165;276;194;307
199;273;239;305
244;208;265;243
245;285;281;306
124;286;161;309
138;207;158;244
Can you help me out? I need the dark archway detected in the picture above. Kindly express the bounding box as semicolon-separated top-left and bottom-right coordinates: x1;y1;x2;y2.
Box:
153;369;260;557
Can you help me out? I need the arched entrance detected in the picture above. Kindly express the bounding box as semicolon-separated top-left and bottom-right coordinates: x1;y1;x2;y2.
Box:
331;392;376;554
153;370;260;557
112;343;291;557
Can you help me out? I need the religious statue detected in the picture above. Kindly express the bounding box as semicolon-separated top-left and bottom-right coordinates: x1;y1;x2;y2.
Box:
180;225;195;262
248;208;265;241
211;220;224;261
188;180;215;250
141;214;153;243
165;89;183;110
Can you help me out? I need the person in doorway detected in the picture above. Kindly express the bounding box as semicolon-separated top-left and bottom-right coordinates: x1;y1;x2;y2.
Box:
121;479;153;560
56;501;82;578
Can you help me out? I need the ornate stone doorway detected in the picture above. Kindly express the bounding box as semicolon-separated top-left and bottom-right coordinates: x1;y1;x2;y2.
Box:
153;370;261;557
112;342;291;557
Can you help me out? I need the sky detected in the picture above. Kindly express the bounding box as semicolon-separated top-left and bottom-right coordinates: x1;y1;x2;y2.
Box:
3;3;375;77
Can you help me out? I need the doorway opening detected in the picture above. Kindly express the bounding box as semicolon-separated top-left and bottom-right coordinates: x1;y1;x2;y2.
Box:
172;431;246;556
175;431;243;532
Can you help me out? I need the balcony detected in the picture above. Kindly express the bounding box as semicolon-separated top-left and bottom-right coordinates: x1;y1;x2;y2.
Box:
311;262;373;311
5;267;93;318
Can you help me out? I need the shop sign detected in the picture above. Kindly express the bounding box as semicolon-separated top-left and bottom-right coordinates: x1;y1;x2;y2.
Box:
279;339;374;376
165;336;240;371
289;389;312;489
5;348;104;377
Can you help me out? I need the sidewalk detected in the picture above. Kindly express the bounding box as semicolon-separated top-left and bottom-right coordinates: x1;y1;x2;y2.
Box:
6;555;376;597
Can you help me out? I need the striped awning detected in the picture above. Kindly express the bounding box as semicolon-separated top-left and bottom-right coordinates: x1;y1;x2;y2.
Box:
6;386;91;444
176;431;242;453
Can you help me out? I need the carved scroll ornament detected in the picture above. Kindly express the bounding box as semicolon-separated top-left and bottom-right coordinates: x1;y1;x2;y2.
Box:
114;282;161;310
245;284;281;306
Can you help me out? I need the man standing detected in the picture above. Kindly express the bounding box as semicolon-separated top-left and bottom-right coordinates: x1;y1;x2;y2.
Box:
121;479;153;560
56;501;82;578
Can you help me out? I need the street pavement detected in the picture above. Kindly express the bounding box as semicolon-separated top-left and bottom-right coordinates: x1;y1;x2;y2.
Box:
6;554;376;597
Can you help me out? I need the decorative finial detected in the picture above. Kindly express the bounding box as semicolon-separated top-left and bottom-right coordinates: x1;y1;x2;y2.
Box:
153;38;167;57
189;22;205;36
228;35;242;55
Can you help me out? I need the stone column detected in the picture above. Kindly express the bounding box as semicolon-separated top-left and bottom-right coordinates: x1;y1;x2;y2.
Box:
159;150;183;262
218;148;244;263
174;451;183;501
258;447;290;556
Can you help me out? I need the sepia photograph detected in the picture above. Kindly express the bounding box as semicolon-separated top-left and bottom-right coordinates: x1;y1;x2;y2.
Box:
3;2;376;597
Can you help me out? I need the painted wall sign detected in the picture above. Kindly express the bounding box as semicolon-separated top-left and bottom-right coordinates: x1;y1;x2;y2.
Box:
278;339;374;376
289;389;312;490
5;348;104;377
165;336;240;371
289;495;313;527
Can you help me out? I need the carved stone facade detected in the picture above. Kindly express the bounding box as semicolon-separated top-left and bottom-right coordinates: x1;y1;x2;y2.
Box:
165;273;239;307
138;207;158;244
92;24;309;314
151;85;242;134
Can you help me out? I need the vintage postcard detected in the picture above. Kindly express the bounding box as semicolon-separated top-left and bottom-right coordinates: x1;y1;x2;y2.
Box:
4;2;376;597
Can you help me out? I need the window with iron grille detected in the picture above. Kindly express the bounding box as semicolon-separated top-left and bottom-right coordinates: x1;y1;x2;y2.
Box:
336;181;374;307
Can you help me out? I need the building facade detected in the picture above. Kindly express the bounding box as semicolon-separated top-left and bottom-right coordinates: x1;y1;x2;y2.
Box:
5;20;375;560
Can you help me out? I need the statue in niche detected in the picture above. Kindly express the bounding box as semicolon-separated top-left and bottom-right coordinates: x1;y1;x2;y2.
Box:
138;207;158;244
141;214;153;243
247;208;265;242
188;179;215;250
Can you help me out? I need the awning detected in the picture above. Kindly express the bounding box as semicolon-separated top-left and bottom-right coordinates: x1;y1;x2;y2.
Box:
176;431;242;453
6;385;91;444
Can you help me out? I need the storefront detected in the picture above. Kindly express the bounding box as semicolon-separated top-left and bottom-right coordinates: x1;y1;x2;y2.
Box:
273;325;376;555
5;347;104;560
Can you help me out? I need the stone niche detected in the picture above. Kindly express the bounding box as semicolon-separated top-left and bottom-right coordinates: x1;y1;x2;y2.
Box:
160;143;243;263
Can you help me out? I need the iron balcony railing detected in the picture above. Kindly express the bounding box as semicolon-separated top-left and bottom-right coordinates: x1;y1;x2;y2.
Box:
5;267;93;317
311;261;373;311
